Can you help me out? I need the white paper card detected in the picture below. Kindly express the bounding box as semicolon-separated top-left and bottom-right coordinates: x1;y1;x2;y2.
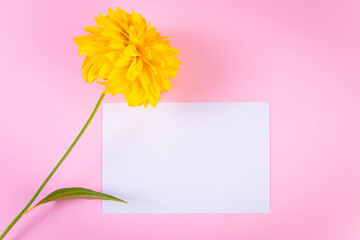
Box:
103;103;270;213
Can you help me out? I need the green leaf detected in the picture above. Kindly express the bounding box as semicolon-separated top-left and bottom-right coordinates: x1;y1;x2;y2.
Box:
26;187;127;213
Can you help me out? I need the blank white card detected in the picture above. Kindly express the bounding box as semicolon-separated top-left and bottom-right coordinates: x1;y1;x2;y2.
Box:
102;103;270;213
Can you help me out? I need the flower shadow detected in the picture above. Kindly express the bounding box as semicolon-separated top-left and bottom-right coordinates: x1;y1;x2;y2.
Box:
161;27;249;102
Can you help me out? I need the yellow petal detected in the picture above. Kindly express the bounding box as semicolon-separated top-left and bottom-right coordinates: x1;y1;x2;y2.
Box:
140;47;152;59
123;44;141;57
98;61;113;78
74;7;181;108
126;57;143;81
83;26;102;34
109;38;126;50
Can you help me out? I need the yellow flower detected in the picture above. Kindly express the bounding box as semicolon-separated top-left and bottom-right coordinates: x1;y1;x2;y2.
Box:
74;8;181;107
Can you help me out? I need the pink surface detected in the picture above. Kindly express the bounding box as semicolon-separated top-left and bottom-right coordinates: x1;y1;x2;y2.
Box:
0;0;359;239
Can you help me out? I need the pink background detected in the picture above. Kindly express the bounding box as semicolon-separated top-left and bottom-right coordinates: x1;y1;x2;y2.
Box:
0;0;359;239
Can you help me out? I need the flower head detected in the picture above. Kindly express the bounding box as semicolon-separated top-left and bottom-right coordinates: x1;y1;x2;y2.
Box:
74;8;181;108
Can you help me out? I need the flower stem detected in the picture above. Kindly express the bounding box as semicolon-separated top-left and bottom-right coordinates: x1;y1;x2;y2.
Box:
0;93;105;239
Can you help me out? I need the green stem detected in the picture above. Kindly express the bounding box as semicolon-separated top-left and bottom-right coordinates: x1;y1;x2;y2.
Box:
0;93;105;240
